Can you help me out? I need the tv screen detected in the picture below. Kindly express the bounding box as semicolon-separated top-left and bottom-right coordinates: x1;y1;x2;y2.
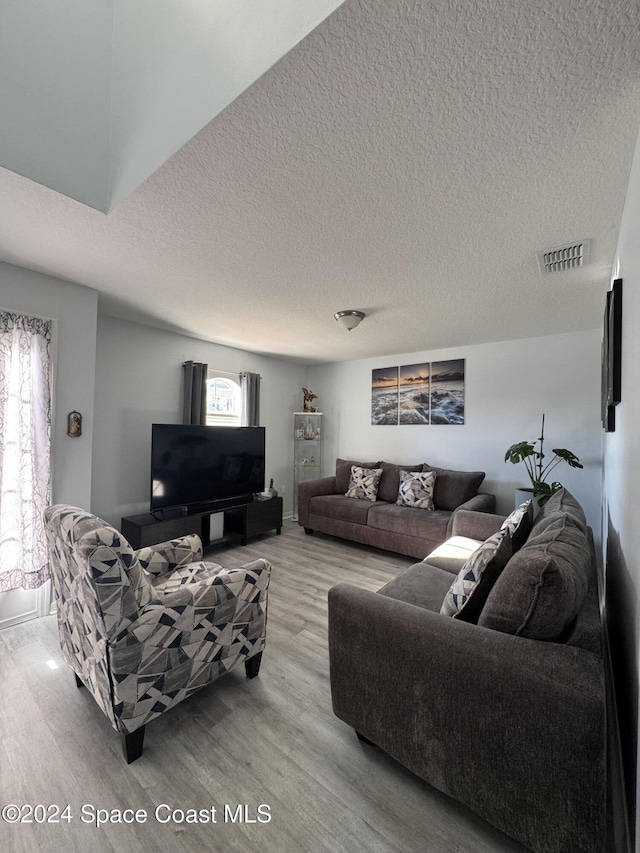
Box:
150;424;265;512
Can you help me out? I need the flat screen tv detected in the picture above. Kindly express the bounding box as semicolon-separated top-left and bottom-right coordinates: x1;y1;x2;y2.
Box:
150;424;265;513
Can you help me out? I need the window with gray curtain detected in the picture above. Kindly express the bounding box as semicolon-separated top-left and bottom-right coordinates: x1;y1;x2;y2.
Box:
184;363;260;427
0;312;52;592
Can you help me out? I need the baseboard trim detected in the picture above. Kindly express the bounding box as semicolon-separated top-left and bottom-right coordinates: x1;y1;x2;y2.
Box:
0;609;39;630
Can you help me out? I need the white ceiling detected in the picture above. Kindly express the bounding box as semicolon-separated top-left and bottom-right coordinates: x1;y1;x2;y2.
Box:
0;0;343;211
1;0;639;364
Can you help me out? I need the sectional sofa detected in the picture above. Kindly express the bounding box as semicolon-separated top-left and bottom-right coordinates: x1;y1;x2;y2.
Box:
328;488;605;853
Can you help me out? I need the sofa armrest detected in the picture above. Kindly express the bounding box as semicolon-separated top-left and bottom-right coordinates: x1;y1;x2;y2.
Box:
136;533;203;576
450;510;506;541
297;476;337;527
328;583;605;853
446;492;496;537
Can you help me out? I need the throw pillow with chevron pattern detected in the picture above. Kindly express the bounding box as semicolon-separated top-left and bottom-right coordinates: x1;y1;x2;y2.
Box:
440;528;512;621
396;469;436;509
345;465;383;501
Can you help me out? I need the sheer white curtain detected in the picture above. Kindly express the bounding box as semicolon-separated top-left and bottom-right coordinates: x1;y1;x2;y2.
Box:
0;312;52;592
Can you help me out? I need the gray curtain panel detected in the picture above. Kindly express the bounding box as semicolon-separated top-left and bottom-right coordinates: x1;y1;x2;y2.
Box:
182;361;208;425
241;372;261;426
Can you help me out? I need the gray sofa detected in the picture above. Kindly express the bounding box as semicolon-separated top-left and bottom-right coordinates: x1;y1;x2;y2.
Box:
298;458;496;559
328;489;606;853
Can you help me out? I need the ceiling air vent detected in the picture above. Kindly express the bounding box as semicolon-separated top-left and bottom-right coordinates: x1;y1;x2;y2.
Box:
537;240;591;275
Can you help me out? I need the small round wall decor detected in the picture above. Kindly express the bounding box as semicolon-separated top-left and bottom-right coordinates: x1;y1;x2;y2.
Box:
67;411;82;437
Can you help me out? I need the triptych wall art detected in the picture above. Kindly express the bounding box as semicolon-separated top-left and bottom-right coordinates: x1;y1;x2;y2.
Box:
371;359;465;426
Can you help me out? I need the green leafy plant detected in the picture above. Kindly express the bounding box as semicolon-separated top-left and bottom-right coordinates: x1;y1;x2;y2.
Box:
504;414;583;506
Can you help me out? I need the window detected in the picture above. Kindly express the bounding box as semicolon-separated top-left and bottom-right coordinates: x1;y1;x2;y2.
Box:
206;374;241;426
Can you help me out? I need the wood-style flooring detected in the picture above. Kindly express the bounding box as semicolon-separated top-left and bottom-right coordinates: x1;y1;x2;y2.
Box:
0;520;529;853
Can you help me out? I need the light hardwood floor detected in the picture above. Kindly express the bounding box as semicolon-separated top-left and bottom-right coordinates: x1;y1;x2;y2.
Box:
0;520;529;853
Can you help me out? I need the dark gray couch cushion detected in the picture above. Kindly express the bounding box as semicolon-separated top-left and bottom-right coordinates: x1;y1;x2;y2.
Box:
423;464;485;511
335;458;381;494
479;514;591;640
309;494;373;525
378;562;453;612
367;503;450;541
422;535;483;575
530;487;588;536
377;461;426;503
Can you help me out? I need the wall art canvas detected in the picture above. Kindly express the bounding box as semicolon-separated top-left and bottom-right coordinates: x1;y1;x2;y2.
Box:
430;359;465;425
371;367;399;424
399;363;430;424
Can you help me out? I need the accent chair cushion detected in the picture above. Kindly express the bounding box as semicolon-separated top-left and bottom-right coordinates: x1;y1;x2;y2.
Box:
396;470;436;510
335;458;381;494
478;514;591;640
345;466;384;501
423;464;485;511
440;529;512;621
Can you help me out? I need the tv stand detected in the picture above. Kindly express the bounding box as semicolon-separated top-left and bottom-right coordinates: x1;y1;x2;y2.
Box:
121;497;283;550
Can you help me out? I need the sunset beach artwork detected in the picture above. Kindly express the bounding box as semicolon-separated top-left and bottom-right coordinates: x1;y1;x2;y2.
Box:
430;359;465;424
371;367;399;424
399;363;430;424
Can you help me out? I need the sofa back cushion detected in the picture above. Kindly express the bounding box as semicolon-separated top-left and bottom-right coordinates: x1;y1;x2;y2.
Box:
335;458;381;494
423;464;485;511
478;514;591;641
530;487;588;536
377;461;427;503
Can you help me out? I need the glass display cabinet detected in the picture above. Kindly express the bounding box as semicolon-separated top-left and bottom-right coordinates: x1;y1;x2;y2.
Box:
293;412;323;520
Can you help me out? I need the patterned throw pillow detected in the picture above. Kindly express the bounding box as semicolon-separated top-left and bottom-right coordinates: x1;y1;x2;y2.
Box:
500;500;534;552
396;470;436;510
440;529;512;621
345;465;383;501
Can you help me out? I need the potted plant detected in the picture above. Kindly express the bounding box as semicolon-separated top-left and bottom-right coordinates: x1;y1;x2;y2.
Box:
504;414;583;507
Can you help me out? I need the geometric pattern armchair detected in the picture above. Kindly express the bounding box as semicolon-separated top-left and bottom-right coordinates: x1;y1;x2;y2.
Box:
43;505;271;762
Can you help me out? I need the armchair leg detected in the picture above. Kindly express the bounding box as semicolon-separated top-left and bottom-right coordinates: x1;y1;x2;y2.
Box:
245;652;263;679
74;673;84;688
121;726;145;764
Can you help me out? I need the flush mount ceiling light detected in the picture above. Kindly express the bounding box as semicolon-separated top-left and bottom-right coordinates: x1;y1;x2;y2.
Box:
334;310;365;331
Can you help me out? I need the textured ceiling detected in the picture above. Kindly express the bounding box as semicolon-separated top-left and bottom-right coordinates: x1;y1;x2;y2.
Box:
1;0;640;364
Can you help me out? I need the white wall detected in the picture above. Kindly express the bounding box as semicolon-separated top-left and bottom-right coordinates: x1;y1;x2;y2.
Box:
603;125;640;847
0;261;98;507
91;314;308;525
0;0;112;210
308;329;603;534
